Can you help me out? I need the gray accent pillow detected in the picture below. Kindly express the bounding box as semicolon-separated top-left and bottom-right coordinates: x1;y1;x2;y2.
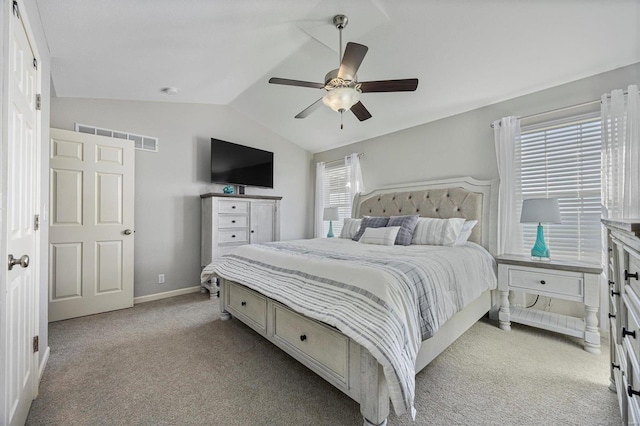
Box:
352;216;390;241
387;215;420;246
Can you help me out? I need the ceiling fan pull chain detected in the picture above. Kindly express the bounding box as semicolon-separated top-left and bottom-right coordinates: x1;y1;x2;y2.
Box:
341;111;344;130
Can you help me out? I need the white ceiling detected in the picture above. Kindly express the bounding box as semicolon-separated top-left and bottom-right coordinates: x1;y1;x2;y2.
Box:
37;0;640;153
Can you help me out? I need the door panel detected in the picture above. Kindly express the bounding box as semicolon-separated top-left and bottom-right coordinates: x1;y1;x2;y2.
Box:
49;128;135;322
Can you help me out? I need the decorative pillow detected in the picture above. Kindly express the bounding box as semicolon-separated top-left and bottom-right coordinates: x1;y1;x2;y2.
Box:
352;216;390;241
339;218;362;239
411;217;466;246
358;226;401;246
455;220;478;246
387;215;420;246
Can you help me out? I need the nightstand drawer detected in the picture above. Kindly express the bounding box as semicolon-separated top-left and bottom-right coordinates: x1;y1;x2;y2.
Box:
509;269;583;299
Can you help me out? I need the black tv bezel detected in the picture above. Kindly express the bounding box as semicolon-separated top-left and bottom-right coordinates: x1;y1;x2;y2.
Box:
210;138;274;189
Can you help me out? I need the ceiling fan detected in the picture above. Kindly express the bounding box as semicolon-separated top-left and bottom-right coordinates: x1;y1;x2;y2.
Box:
269;14;419;129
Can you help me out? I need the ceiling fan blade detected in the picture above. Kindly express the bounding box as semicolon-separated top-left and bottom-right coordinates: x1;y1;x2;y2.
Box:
337;42;368;80
350;101;372;121
269;77;325;89
295;98;324;119
359;79;419;93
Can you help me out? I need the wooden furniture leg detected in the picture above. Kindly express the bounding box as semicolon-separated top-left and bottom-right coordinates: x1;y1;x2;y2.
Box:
360;348;389;426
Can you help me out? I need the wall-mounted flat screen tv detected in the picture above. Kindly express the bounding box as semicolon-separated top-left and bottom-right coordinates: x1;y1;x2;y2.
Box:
210;138;274;188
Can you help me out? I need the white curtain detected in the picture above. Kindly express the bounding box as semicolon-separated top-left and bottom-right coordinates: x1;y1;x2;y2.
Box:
494;116;523;254
314;162;326;238
345;153;364;215
602;84;640;218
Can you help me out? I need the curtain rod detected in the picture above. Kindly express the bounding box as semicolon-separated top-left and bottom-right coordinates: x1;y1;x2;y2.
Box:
490;89;631;128
322;153;364;166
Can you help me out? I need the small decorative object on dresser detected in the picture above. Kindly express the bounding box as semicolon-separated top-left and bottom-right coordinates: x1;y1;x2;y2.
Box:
602;218;640;424
520;198;562;259
222;185;234;194
323;207;339;238
496;254;602;354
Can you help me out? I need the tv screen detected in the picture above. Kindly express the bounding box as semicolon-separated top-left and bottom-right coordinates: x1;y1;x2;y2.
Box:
210;139;274;188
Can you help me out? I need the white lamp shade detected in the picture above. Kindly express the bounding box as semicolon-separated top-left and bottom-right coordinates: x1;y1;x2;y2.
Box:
520;198;562;224
323;207;340;221
322;87;361;112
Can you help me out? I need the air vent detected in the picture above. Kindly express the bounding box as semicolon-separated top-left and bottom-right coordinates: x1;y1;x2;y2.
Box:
74;123;158;152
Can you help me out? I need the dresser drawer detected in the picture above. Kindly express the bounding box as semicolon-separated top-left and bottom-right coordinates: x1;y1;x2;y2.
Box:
508;268;583;299
227;283;267;332
218;215;248;228
626;248;640;298
218;200;249;214
214;244;245;259
273;304;349;384
623;296;640;360
218;228;249;244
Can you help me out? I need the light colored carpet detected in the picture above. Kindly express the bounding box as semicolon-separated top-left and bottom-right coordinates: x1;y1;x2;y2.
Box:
27;293;620;425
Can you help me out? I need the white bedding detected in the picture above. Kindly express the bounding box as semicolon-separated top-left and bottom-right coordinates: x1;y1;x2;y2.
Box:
201;238;497;418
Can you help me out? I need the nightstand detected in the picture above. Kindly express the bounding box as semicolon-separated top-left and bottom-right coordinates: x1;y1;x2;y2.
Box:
496;254;603;354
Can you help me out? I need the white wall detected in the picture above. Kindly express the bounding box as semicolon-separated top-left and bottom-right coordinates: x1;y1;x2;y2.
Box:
51;99;313;297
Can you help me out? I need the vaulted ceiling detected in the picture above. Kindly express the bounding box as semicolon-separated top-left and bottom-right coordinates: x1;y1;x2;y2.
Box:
37;0;640;152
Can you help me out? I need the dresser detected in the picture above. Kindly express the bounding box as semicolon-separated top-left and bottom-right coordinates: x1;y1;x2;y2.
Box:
603;218;640;424
496;254;602;353
200;193;282;296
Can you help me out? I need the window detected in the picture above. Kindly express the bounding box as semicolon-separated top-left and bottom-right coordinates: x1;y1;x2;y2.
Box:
322;160;351;237
518;112;602;262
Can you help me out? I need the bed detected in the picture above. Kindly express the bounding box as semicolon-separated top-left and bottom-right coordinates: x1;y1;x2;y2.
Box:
201;177;499;425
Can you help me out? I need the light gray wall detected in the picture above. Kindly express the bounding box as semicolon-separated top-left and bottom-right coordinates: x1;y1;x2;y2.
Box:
51;99;313;297
314;63;640;191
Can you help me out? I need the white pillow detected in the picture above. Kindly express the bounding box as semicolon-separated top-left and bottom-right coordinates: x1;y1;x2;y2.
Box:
358;226;401;246
411;217;466;246
339;218;362;239
455;220;478;246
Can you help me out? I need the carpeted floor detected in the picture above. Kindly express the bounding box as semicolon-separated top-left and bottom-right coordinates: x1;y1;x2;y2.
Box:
27;292;620;425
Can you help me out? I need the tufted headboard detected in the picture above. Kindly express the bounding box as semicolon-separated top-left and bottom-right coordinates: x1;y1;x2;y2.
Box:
352;177;498;252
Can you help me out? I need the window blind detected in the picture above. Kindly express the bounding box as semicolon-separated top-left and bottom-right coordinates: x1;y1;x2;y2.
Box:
518;112;602;262
322;160;352;236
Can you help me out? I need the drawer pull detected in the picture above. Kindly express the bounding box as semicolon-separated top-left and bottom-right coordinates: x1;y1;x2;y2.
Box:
231;235;236;238
609;313;616;319
231;220;236;223
609;247;613;253
539;280;546;285
625;270;639;281
609;281;615;286
232;206;236;209
622;327;636;339
611;289;621;297
628;386;640;398
251;230;255;234
299;334;307;342
241;301;246;306
612;363;620;370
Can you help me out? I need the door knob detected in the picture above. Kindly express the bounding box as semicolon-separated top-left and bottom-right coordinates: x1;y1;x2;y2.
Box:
123;229;133;235
8;254;29;270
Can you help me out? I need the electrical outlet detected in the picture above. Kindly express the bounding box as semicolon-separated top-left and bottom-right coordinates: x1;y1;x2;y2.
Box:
158;274;165;284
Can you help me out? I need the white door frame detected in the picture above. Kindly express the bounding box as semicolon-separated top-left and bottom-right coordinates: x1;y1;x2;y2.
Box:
0;0;42;423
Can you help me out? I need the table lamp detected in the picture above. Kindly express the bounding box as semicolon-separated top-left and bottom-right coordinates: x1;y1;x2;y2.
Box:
323;207;340;238
520;198;561;259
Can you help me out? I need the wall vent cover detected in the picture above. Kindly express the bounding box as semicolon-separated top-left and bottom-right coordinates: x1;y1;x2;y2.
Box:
74;123;158;152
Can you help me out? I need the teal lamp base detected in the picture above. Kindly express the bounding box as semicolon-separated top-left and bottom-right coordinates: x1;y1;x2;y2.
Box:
327;221;335;238
531;223;550;259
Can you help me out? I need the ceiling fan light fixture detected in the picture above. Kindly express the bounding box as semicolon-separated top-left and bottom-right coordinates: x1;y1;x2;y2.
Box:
322;87;361;112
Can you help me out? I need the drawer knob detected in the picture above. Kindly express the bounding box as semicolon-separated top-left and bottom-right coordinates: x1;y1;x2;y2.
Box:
625;270;639;281
611;289;621;297
609;281;615;286
622;327;636;339
628;385;640;398
232;220;236;223
612;363;620;370
231;235;236;238
232;206;236;209
241;301;246;306
300;334;307;342
539;280;546;285
609;313;616;319
251;230;255;234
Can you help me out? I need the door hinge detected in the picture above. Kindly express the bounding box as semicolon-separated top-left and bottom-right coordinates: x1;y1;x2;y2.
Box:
34;214;40;230
36;94;41;110
12;0;20;18
33;335;39;353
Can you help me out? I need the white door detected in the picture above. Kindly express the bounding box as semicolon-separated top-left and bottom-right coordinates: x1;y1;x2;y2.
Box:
48;128;135;322
1;2;40;424
250;201;275;243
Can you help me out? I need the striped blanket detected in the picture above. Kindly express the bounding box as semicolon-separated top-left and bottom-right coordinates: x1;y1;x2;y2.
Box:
201;238;496;418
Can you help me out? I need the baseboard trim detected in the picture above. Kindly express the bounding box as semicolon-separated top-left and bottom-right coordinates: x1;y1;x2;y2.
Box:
134;286;201;304
39;346;50;384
